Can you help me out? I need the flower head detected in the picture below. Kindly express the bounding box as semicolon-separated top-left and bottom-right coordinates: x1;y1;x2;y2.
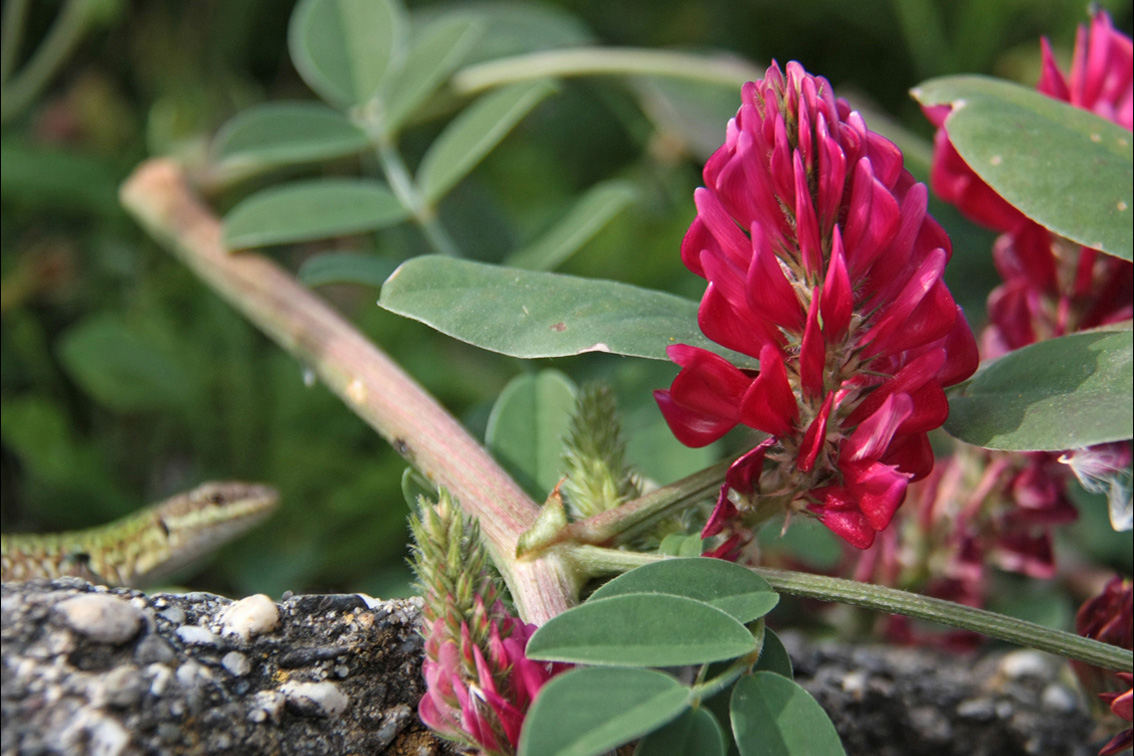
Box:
411;490;565;755
926;10;1132;234
655;61;977;550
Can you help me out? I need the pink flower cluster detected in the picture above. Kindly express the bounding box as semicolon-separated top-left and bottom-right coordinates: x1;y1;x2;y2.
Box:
926;10;1133;358
847;9;1133;649
925;9;1133;543
656;61;977;550
420;598;563;755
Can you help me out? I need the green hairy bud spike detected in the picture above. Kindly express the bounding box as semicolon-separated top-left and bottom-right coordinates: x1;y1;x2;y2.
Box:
561;383;642;520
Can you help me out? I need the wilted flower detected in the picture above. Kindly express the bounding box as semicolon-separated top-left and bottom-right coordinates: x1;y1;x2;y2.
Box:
655;61;977;550
411;490;565;755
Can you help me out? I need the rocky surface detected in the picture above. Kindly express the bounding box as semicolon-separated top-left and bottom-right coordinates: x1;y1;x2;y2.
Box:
781;631;1107;756
2;579;1114;755
1;578;455;755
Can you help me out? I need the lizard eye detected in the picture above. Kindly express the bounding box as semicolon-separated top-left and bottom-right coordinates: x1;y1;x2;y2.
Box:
205;490;225;506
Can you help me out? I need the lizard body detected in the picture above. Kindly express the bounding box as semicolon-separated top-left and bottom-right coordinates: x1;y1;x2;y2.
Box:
1;482;278;587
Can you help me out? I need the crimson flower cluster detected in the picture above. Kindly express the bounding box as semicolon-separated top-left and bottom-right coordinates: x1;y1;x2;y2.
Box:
656;61;977;550
926;10;1133;359
847;10;1133;650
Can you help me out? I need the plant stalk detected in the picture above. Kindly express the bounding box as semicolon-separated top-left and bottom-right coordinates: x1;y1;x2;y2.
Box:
559;547;1132;672
119;159;574;624
452;47;764;96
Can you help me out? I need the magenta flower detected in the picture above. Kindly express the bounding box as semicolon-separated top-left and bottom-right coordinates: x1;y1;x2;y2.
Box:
926;10;1132;234
926;9;1133;534
925;9;1133;360
655;61;977;550
411;490;565;755
419;599;563;755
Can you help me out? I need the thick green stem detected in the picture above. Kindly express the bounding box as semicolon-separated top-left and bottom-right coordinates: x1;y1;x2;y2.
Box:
119;159;575;624
452;47;763;96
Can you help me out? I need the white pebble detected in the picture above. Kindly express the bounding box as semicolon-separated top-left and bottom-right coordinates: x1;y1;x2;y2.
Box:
280;681;349;718
998;650;1049;679
55;595;144;645
176;625;221;647
222;651;250;677
219;594;279;640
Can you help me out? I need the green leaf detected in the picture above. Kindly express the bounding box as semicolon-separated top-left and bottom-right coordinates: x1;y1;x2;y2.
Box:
519;667;689;756
56;315;198;412
945;330;1134;450
588;558;778;625
526;594;757;667
417;80;557;204
731;673;845;756
400;467;437;509
506;179;638;270
379;256;754;364
297;252;398;288
0;138;121;216
485;370;577;499
211;102;370;176
658;534;705;557
382;16;484;135
913;75;1133;262
224;179;408;249
754;629;793;679
636;706;726;756
288;0;405;108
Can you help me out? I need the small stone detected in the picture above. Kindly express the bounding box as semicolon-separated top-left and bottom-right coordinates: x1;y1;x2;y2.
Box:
375;703;412;749
158;606;186;624
134;635;176;665
176;625;221;647
86;714;131;756
999;650;1049;680
148;664;173;696
1041;683;1078;714
249;690;285;724
841;670;868;698
957;698;995;720
280;680;349;718
222;651;250;677
278;645;347;668
55;594;144;645
99;666;145;708
219;594;279;640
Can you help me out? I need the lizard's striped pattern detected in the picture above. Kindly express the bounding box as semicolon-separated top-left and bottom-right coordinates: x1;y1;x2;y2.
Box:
1;482;278;587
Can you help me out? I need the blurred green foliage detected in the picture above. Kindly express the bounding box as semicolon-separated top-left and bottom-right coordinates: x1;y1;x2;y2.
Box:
1;0;1130;603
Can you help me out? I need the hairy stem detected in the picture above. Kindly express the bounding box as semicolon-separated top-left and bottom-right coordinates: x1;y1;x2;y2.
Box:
119;159;575;623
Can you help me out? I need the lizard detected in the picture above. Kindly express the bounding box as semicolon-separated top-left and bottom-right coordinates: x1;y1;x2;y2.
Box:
1;481;278;588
